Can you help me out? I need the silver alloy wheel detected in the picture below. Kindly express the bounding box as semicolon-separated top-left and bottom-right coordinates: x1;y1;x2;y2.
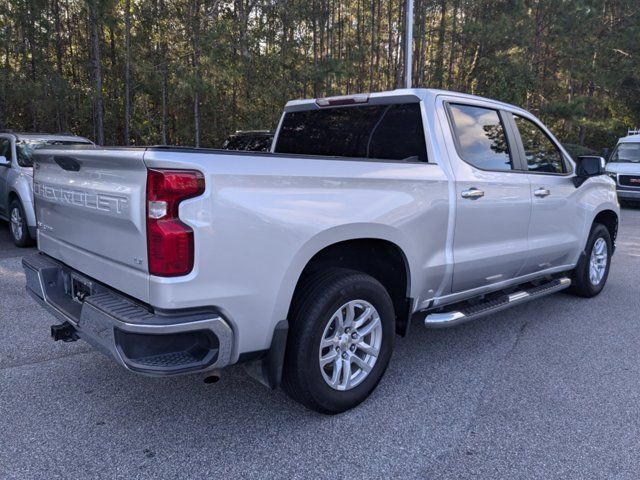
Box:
589;237;608;286
10;206;23;242
318;299;383;391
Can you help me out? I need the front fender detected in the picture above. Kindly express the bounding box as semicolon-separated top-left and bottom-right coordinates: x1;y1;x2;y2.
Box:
9;172;36;228
578;177;620;253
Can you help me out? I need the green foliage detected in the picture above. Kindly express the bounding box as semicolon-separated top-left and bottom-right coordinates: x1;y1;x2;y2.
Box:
0;0;638;150
562;143;598;161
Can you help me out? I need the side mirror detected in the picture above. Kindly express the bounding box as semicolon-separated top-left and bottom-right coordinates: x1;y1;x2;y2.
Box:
573;156;606;187
0;155;9;167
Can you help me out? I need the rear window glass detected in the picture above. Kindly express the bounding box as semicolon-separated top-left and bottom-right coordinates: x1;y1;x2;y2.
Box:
274;103;427;162
448;104;512;171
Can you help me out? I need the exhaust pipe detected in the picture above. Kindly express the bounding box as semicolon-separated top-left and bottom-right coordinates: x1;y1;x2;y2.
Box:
51;322;79;342
203;371;222;384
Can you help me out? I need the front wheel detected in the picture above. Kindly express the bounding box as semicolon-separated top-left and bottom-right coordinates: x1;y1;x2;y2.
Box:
568;223;612;297
9;200;34;248
282;268;395;414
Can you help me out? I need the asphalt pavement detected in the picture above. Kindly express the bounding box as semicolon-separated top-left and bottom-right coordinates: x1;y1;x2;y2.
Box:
1;208;640;479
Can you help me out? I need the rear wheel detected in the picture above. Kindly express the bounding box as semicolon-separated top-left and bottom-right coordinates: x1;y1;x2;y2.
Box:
282;268;395;414
9;200;33;248
568;223;612;297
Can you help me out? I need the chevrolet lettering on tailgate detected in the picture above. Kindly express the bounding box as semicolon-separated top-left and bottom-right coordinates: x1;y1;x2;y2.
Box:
33;181;129;216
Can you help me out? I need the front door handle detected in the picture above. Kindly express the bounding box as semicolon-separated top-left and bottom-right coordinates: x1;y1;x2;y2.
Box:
534;187;551;198
461;188;485;200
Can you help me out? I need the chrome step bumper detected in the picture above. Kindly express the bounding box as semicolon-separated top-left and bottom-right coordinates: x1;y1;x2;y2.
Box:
424;277;572;328
22;253;234;376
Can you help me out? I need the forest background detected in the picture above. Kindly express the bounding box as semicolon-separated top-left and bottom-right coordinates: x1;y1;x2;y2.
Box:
1;0;639;153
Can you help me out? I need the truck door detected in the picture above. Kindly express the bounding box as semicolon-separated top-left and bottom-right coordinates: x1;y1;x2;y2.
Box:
445;102;532;293
510;114;582;275
0;137;12;216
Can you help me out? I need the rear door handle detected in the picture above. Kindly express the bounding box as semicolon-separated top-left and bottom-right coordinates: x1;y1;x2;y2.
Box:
534;187;551;198
461;188;485;200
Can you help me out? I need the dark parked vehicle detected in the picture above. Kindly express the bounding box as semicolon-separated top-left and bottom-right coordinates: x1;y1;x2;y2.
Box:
221;130;274;152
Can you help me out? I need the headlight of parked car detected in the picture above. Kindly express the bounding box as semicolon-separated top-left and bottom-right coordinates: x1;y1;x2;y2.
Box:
606;172;617;181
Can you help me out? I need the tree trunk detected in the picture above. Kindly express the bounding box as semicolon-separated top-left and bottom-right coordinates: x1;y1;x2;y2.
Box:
159;0;169;144
434;0;447;88
25;2;38;130
396;0;404;88
53;0;66;132
89;0;104;145
235;0;252;100
124;0;131;145
446;0;459;89
369;0;375;91
192;0;201;147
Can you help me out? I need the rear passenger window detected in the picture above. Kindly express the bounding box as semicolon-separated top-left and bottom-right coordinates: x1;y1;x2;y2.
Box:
275;103;427;162
514;115;566;174
0;138;11;161
368;104;427;162
448;104;512;171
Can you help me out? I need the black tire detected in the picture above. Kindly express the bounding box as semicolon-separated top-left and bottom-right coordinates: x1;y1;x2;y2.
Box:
8;199;33;248
282;268;395;414
568;223;612;298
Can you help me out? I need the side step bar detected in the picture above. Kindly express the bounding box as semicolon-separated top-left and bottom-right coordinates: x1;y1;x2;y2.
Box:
424;277;572;328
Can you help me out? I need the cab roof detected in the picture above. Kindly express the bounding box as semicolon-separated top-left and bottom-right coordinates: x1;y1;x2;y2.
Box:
1;131;93;144
618;134;640;144
284;88;528;116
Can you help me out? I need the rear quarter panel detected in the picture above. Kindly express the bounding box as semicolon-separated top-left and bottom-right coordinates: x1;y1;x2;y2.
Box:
143;150;450;356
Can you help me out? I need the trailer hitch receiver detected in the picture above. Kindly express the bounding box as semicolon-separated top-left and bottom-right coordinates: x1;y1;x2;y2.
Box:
51;322;79;342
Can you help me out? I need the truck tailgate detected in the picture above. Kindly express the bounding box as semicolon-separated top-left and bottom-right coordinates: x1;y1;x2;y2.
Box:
33;148;150;302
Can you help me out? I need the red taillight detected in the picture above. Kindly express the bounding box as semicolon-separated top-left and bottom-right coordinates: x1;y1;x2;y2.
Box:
146;169;205;277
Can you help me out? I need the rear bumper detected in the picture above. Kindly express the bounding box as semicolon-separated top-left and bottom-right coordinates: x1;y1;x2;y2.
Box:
22;253;233;376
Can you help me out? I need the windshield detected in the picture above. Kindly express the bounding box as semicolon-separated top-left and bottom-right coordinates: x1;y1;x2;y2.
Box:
16;140;90;167
610;143;640;163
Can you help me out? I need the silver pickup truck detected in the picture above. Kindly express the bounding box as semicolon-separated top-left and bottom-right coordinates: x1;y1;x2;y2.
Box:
23;89;619;413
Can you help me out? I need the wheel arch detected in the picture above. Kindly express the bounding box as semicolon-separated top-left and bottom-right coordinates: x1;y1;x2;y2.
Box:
8;182;36;228
8;189;20;205
249;226;414;390
281;230;414;337
592;209;618;252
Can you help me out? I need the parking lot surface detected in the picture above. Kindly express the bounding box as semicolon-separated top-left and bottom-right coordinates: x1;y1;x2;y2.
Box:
1;208;640;479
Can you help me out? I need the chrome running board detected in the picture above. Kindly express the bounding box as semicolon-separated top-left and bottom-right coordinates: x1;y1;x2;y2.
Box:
424;277;572;328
